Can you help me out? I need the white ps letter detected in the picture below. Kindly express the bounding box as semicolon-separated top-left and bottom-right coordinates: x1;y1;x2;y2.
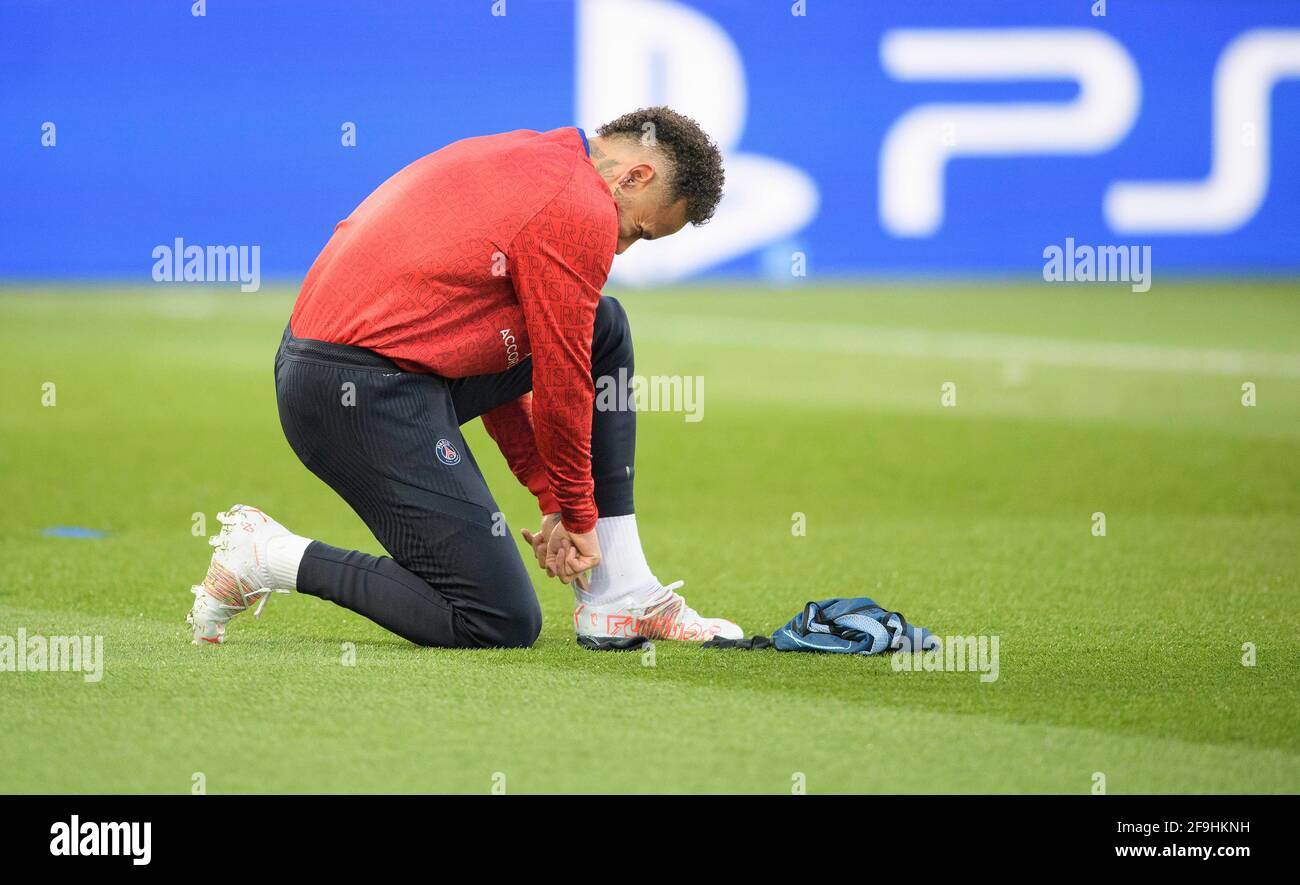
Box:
879;29;1139;237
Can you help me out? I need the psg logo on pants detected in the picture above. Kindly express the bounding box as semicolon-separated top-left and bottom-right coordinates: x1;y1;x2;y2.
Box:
435;438;461;466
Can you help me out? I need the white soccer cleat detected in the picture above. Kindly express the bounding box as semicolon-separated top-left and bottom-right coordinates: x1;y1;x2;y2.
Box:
574;581;743;650
186;505;292;645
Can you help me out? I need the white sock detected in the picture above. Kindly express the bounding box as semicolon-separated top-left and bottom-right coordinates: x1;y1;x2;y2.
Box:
266;534;313;590
580;514;659;606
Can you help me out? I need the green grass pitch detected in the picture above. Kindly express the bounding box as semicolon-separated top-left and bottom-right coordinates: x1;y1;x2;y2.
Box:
1;281;1298;794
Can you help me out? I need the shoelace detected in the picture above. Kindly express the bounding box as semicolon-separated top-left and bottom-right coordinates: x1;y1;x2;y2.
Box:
249;587;289;618
640;579;684;607
647;580;703;621
646;580;733;640
190;585;287;619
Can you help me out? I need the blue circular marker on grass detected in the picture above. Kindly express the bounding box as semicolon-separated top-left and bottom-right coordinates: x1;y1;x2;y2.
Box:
43;527;109;539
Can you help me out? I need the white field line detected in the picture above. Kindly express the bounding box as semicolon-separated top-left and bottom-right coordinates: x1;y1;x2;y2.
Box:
637;315;1300;379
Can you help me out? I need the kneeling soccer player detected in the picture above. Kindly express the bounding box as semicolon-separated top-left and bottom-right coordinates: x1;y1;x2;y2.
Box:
186;106;742;650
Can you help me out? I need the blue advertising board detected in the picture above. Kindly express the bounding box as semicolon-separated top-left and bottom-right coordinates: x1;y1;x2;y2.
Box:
3;0;1299;282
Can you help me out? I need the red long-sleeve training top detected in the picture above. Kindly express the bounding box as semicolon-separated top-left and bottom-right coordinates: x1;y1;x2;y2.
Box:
291;127;618;533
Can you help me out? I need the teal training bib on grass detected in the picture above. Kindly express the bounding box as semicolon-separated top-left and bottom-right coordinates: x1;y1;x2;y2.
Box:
772;598;937;656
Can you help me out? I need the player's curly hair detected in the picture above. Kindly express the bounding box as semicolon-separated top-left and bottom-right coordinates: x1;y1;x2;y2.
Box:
597;106;725;226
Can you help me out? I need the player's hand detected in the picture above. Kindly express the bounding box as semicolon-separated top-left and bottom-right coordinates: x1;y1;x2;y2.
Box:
520;513;562;572
545;524;601;592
